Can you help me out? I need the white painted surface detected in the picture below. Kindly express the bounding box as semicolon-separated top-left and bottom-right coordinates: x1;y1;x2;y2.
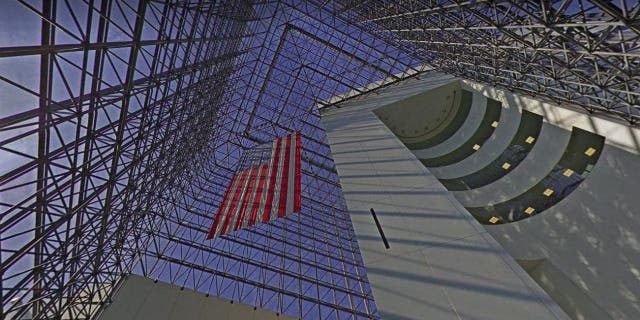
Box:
463;80;640;155
487;143;640;319
453;123;571;206
322;73;567;320
518;259;613;320
412;90;486;159
375;81;462;143
411;75;640;319
431;89;521;179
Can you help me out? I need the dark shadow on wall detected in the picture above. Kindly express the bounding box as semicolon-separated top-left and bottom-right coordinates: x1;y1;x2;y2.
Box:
365;266;556;304
440;110;543;190
418;96;501;167
517;259;613;320
486;144;640;319
325;77;640;319
466;127;605;225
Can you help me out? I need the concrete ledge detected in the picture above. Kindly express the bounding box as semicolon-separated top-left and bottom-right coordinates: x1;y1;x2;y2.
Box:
323;72;568;320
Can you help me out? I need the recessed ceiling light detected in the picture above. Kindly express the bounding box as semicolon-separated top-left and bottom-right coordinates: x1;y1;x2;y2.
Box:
473;144;481;151
524;207;535;215
489;216;500;224
501;162;511;170
491;121;499;128
584;147;597;156
563;168;574;177
543;188;554;196
525;136;535;144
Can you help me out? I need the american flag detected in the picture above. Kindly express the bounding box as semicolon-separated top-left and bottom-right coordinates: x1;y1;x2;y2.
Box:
206;131;302;239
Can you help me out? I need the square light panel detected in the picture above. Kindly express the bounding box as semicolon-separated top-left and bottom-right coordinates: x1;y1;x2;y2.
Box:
584;147;597;156
473;144;481;151
525;136;535;144
524;207;535;215
501;162;511;170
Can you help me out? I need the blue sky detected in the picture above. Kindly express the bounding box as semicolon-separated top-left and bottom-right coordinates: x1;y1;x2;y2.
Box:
0;1;429;318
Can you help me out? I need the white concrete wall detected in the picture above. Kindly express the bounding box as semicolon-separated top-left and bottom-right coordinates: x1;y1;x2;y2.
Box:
453;123;571;206
399;76;640;319
486;143;640;319
375;81;462;143
430;88;522;179
98;275;293;320
463;80;640;155
440;79;640;318
518;259;613;320
322;73;567;320
412;90;486;159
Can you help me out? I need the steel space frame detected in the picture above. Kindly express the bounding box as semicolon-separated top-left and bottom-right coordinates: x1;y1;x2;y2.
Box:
0;1;422;319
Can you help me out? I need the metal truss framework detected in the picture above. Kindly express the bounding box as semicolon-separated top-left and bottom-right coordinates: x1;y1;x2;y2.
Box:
340;0;640;125
2;1;639;320
1;1;422;319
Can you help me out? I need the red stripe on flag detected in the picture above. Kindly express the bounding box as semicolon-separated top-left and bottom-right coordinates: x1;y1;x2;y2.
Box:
294;131;302;212
221;169;249;235
262;137;282;223
234;166;258;231
206;173;238;240
248;164;268;226
277;134;292;217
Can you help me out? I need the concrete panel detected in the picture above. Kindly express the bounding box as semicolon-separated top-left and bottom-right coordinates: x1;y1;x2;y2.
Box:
412;90;486;159
462;79;640;155
171;287;206;320
199;296;232;320
322;72;567;320
487;143;640;319
420;233;560;320
518;259;613;320
327;70;640;319
453;123;571;207
419;98;501;168
336;73;457;112
431;89;522;179
98;275;294;320
374;81;463;145
99;276;149;319
364;250;460;319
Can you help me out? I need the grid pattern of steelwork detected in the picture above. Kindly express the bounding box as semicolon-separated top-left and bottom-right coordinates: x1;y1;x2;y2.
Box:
4;1;638;319
339;0;640;125
1;1;423;319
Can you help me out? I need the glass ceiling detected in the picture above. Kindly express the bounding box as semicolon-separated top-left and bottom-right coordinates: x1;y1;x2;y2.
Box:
1;1;638;319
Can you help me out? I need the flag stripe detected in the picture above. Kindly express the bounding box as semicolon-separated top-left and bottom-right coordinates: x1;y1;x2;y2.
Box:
262;137;282;223
206;132;303;240
270;137;286;221
225;169;253;235
278;134;292;217
220;169;249;235
234;166;259;231
213;171;244;237
294;131;302;211
206;173;238;239
248;164;268;226
256;146;275;224
256;162;272;224
242;165;264;228
285;133;296;215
